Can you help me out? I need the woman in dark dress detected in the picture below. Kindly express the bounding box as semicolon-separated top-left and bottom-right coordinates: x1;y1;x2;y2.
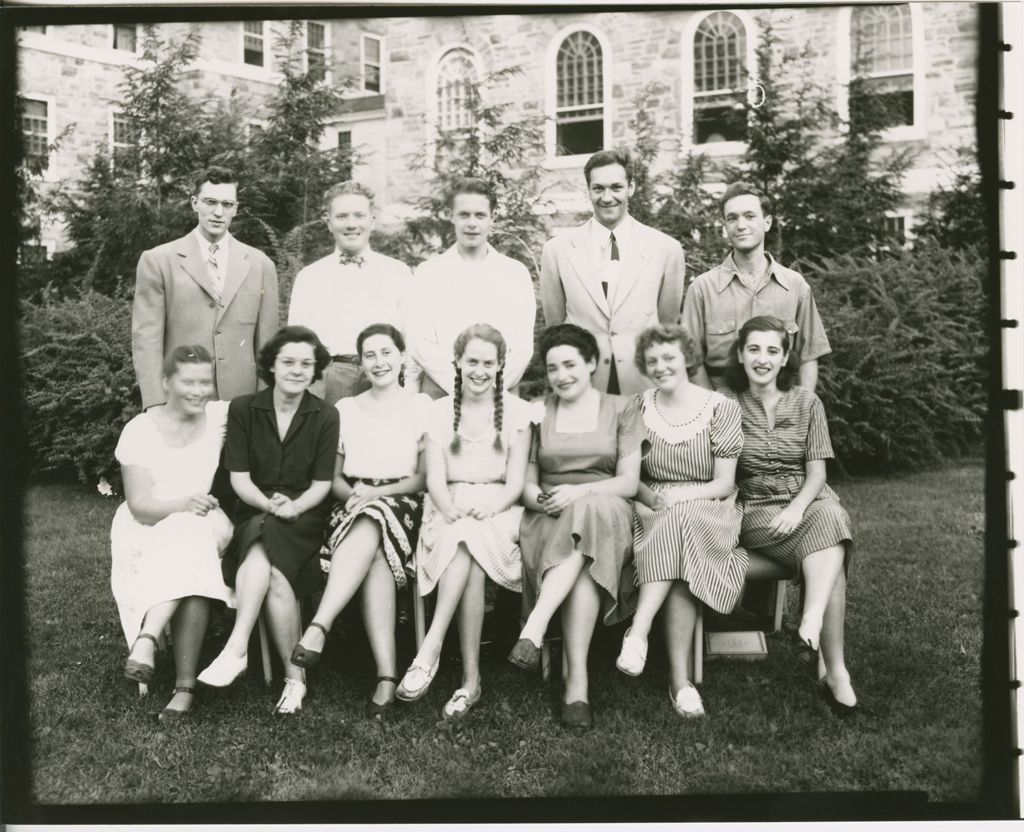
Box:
730;315;857;715
197;326;339;715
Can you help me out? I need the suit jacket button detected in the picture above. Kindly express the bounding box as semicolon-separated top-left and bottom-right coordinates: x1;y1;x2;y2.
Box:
604;358;610;364
209;302;215;308
611;331;618;336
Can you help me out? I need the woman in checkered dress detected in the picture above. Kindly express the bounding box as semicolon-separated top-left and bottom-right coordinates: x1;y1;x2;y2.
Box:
731;315;857;714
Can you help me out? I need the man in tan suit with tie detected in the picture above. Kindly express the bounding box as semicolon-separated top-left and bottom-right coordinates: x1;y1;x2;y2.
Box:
132;166;279;409
539;149;685;394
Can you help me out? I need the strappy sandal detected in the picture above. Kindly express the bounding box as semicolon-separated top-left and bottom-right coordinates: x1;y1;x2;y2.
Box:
274;678;306;715
124;632;160;684
291;622;329;668
366;676;399;719
158;686;196;721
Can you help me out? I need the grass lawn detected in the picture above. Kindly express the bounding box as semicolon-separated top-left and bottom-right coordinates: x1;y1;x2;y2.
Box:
20;464;983;808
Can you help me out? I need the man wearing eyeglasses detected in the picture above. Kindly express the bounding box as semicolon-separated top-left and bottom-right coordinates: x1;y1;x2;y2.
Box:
131;166;279;409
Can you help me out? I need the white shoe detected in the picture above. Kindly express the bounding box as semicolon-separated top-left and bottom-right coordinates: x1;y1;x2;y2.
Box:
669;684;705;718
274;678;306;715
197;650;247;688
442;686;481;720
615;628;648;676
396;656;439;702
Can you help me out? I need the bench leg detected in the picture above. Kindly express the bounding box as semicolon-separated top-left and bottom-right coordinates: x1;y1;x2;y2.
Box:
257;613;272;686
411;578;426;652
772;580;787;633
693;601;704;685
540;640;551;682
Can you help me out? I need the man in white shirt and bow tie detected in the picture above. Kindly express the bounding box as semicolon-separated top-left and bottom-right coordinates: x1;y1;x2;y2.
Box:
132;166;279;409
288;181;414;404
539;149;685;395
403;177;536;398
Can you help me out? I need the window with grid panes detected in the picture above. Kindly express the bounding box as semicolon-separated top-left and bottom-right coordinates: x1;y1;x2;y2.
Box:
113;24;137;52
363;35;382;93
436;48;477;133
243;21;265;67
693;12;747;144
307;22;327;81
21;99;49;164
338;130;353;179
110;112;138;170
554;31;604;156
851;4;914;129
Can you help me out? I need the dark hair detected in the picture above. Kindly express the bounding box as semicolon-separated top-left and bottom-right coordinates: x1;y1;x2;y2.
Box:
162;344;213;379
323;180;375;215
726;315;797;392
447;177;497;213
539;323;600;367
256;325;331;386
356;323;405;356
193;166;238;195
583;149;635;185
720;181;773;219
634;324;699;377
450;323;507;454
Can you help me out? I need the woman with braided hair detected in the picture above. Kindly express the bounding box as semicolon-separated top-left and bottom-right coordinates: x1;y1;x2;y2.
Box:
397;323;541;719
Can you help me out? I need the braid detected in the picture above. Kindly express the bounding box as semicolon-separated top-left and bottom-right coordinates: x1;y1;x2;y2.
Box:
450;368;463;454
492;368;504;451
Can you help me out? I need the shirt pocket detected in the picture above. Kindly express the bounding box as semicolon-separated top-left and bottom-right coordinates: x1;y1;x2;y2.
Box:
233;291;261;324
706;318;737;355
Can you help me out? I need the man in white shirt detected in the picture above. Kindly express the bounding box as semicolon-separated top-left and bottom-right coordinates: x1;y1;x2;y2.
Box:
404;177;537;398
539;149;685;395
288;181;414;404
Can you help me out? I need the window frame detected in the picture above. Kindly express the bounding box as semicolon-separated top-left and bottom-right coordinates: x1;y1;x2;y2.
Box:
108;108;139;171
19;93;57;180
360;33;384;94
241;20;267;69
110;23;140;54
544;24;612;168
305;20;330;83
835;3;926;142
434;45;480;135
679;9;758;158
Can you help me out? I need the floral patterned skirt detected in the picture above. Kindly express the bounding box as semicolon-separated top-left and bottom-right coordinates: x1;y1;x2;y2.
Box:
320;478;424;588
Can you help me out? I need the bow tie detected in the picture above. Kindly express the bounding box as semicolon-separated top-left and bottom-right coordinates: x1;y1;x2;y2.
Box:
339;252;366;267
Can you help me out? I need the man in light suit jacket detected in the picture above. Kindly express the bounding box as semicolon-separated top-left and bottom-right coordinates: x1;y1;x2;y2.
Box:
132;166;279;409
540;149;685;395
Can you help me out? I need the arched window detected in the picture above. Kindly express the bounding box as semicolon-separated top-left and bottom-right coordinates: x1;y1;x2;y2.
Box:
693;11;747;144
554;30;604;156
436;47;478;133
850;4;914;128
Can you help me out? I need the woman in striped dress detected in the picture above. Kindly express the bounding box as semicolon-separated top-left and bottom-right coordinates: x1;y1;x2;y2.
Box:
730;315;857;715
397;324;538;719
620;325;748;719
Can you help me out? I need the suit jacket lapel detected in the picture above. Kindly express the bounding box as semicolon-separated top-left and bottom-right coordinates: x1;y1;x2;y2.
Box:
177;233;219;301
568;224;610;319
217;241;252;324
610;220;650;312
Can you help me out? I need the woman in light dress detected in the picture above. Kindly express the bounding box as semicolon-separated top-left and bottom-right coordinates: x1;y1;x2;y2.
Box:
112;345;234;720
197;326;339;715
623;324;748;719
510;324;643;731
730;315;857;716
290;324;431;717
396;323;537;720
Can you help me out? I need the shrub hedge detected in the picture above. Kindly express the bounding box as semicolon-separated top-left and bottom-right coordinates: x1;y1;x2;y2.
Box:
18;244;988;484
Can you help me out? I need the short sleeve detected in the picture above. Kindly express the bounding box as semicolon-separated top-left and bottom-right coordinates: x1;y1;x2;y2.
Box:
794;283;832;363
114;415;150;468
709;395;743;459
335;398;352;454
311;404;341;480
224;397;251;472
615;395;645;457
206;400;230;445
503;394;545;437
805;393;835;461
425;397;455;446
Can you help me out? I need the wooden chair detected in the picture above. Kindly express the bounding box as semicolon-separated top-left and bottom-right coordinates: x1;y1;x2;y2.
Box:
692;551;825;684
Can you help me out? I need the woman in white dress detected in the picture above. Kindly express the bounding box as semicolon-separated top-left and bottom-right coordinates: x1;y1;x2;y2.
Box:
396;324;538;719
112;345;234;720
290;324;432;717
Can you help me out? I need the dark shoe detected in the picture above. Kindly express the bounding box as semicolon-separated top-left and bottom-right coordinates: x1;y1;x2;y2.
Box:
820;681;860;719
561;700;593;730
124;632;160;684
158;686;196;721
291;622;329;668
507;638;541;673
366;676;399;719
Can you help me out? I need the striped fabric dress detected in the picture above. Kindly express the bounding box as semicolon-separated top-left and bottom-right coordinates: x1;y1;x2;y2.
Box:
632;388;749;614
735;386;853;575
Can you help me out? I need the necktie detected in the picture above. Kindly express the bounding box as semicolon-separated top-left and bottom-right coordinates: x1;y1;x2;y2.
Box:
602;232;620;298
339;252;365;267
207;243;222;295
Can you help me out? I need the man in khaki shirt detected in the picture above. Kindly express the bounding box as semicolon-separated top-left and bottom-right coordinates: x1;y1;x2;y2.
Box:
682;182;830;392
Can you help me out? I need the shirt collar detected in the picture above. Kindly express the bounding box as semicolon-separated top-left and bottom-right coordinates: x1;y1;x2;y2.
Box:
714;251;789;292
446;243;494;263
334;245;372;260
194;227;230;258
251;387;321;413
588;214;633;248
